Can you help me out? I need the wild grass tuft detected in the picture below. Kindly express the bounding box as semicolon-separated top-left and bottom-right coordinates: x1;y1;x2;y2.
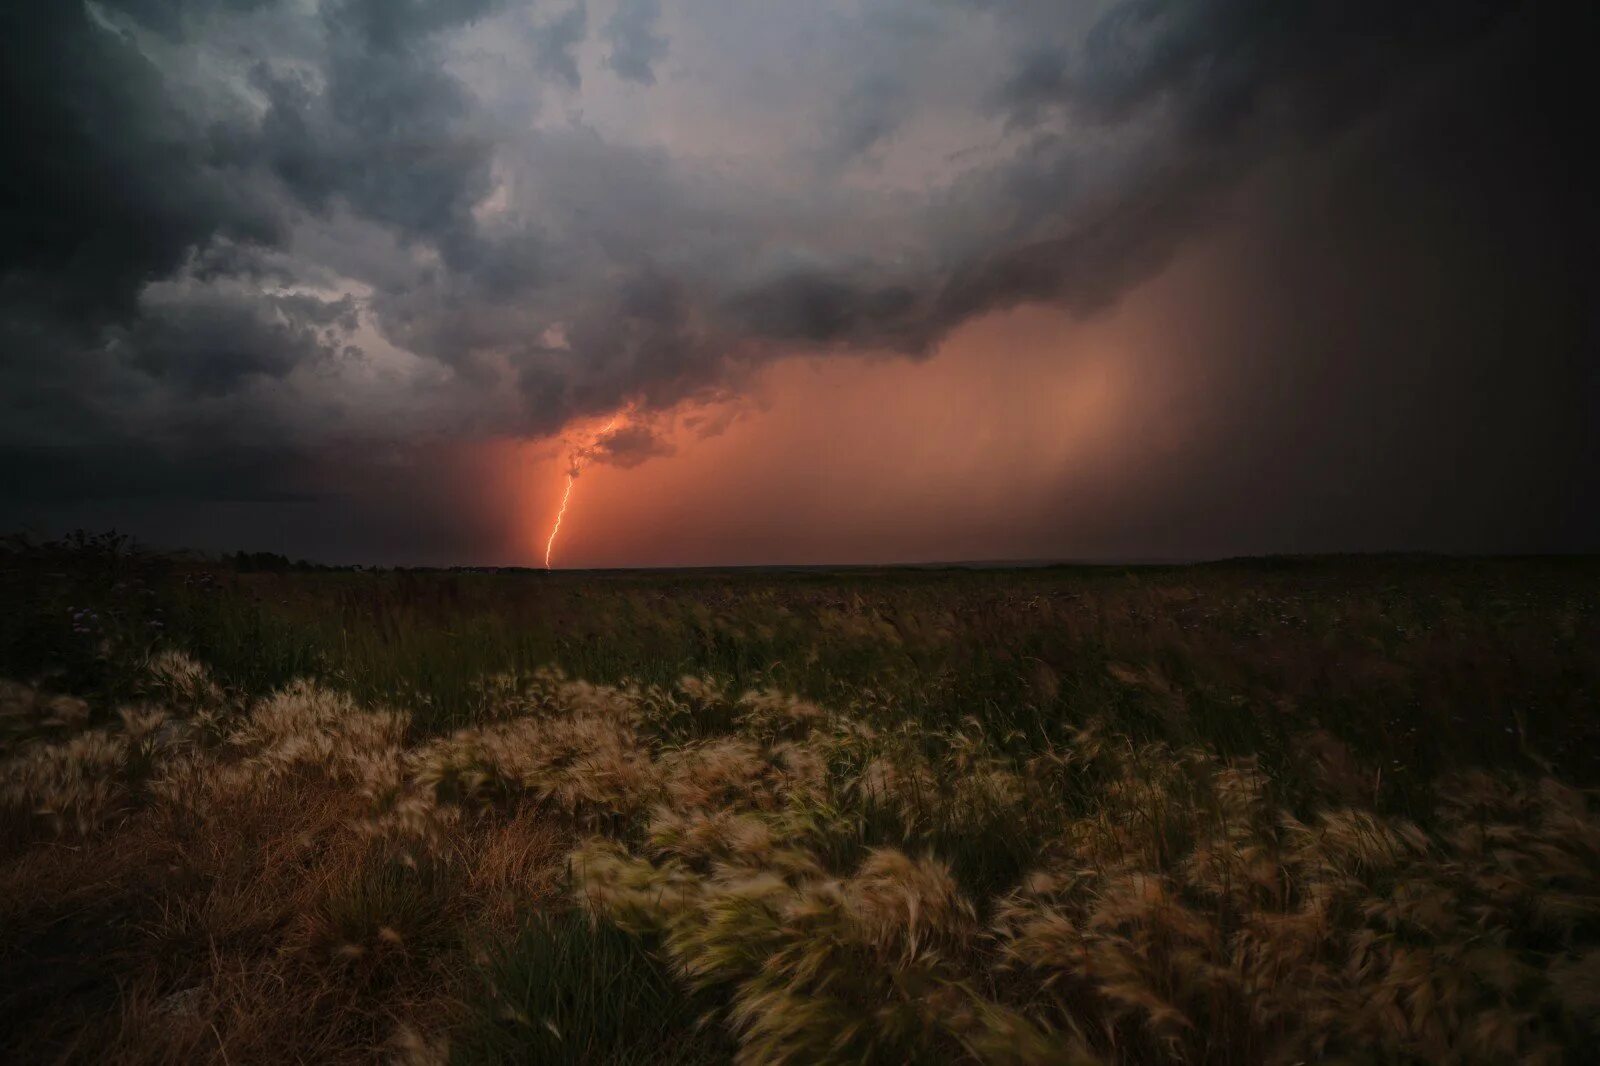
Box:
453;912;729;1065
4;553;1600;1062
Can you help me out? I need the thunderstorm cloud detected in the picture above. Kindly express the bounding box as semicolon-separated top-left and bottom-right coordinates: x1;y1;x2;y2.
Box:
0;1;1594;560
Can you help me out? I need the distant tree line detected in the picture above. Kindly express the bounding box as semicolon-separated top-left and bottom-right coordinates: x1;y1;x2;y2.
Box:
229;551;355;573
226;551;536;574
3;530;554;575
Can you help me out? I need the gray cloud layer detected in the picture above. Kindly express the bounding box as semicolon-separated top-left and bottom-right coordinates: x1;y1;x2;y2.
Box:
1;0;1594;558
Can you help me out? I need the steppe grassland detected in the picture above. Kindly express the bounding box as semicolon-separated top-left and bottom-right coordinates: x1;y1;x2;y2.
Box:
3;549;1599;1062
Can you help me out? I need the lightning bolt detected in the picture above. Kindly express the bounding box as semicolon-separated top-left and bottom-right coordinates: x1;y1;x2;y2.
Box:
543;473;576;570
543;414;620;570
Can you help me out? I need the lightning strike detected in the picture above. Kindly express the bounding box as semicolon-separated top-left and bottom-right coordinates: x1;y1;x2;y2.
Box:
543;473;576;570
543;414;620;569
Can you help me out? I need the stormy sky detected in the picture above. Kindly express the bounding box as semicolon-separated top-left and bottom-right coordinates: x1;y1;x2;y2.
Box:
2;1;1595;566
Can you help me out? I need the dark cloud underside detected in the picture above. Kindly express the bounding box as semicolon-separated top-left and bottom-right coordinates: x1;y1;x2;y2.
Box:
0;0;1593;560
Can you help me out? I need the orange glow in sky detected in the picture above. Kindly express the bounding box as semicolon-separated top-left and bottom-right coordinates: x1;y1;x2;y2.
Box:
489;296;1173;568
542;414;623;569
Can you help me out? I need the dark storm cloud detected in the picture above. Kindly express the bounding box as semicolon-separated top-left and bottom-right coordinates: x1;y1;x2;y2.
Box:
114;286;356;397
0;0;505;508
579;422;675;470
1;0;1592;559
602;0;667;85
996;0;1494;132
744;0;1522;349
824;71;909;167
532;3;588;89
0;3;282;324
252;2;498;261
724;271;926;351
321;0;506;50
5;441;315;505
701;0;1531;361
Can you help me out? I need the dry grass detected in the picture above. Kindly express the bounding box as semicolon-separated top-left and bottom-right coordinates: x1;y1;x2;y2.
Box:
4;557;1600;1062
0;656;570;1063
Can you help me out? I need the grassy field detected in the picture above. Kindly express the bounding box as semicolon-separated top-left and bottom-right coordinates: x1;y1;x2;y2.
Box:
3;535;1599;1062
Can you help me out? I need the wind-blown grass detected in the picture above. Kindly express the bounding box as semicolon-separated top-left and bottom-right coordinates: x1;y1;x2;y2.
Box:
2;549;1598;1061
453;912;729;1065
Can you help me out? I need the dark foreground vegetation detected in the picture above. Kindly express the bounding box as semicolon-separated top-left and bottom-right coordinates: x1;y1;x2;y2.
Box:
3;533;1598;1062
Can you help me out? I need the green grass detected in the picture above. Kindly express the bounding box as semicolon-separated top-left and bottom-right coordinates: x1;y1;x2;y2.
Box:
134;556;1600;812
314;854;459;967
453;913;730;1065
3;541;1599;1063
8;545;1599;811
